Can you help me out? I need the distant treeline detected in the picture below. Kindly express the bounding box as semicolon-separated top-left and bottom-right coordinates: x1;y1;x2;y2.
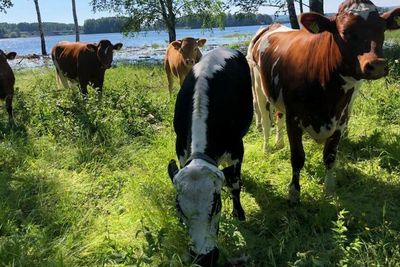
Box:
0;22;76;38
0;13;273;38
82;13;273;34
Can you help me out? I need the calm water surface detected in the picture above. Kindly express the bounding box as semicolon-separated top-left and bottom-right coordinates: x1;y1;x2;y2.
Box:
0;25;274;68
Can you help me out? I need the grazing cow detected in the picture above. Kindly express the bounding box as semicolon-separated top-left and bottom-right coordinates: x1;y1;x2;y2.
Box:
164;37;207;95
167;47;252;266
0;49;17;124
51;40;123;96
249;0;400;204
247;25;286;153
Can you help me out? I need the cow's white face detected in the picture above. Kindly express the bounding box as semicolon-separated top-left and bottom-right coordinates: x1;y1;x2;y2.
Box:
169;159;223;266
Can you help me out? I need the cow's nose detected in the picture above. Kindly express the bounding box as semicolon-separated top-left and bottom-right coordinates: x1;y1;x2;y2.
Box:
190;248;219;267
185;59;195;65
363;59;388;79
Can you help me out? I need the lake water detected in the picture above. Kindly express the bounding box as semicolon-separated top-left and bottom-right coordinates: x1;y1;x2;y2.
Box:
0;25;268;69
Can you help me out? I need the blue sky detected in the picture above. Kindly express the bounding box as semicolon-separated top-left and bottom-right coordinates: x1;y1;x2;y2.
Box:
0;0;399;24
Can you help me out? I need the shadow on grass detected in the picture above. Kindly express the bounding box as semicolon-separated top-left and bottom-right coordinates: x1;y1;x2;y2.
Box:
0;124;68;265
227;158;400;266
340;130;400;173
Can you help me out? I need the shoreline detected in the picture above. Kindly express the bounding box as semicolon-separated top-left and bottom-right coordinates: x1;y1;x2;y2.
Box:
10;43;246;70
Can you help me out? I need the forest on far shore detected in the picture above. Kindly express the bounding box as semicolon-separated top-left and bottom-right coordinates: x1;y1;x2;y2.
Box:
0;13;273;38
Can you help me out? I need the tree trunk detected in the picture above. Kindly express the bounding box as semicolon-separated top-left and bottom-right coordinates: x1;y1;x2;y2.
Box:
287;0;300;29
33;0;47;55
299;0;304;13
72;0;79;41
309;0;324;14
165;0;176;42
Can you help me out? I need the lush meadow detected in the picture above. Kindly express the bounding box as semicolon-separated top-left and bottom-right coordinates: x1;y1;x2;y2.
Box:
0;34;399;266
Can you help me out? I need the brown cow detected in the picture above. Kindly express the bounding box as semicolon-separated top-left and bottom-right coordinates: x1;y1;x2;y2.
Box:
164;37;207;95
249;0;400;204
0;49;17;124
51;40;123;96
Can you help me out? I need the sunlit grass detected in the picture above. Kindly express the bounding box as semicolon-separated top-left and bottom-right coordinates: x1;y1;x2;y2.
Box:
0;39;399;266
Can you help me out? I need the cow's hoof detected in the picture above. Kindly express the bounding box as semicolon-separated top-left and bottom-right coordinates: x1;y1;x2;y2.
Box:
263;144;271;155
324;175;336;196
233;208;246;221
275;140;284;150
288;184;300;206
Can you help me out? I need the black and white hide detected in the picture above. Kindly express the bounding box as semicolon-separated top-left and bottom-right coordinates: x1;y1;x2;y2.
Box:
168;47;253;267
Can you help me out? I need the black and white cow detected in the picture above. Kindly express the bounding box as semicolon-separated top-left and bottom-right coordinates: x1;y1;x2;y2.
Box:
168;47;253;266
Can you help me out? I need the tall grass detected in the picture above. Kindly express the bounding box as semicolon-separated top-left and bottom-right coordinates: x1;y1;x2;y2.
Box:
0;39;399;266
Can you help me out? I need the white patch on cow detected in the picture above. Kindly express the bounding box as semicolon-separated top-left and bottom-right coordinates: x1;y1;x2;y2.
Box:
104;45;110;55
258;25;293;56
173;159;225;255
301;76;362;143
191;49;238;154
302;118;338;144
271;57;280;87
337;75;363;133
345;3;378;20
179;150;188;167
218;153;239;168
273;87;286;113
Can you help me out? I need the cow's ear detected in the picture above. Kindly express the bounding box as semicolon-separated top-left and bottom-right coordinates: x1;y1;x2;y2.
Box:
6;52;16;60
168;159;179;183
171;40;182;49
87;43;98;52
301;12;335;34
113;43;123;50
382;8;400;30
197;38;207;47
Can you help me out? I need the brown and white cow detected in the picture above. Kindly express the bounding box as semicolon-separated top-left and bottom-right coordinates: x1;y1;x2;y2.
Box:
248;0;400;204
51;40;123;96
247;25;287;153
164;37;207;95
0;49;17;124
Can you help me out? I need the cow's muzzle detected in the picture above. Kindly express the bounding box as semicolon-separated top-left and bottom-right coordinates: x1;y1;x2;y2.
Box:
361;58;388;80
190;247;219;267
185;58;196;66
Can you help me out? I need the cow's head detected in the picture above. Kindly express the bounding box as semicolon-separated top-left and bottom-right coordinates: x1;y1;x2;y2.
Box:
87;40;123;69
301;0;400;80
171;37;207;67
0;50;17;62
168;159;223;267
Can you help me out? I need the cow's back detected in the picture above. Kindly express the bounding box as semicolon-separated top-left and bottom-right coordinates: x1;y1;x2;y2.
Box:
52;42;96;79
174;48;253;157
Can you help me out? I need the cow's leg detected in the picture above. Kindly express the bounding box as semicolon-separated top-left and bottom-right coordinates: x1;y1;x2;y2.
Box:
56;70;69;89
286;117;305;205
165;61;173;96
78;77;89;97
254;68;272;153
275;112;285;149
5;94;14;126
93;77;104;99
250;66;262;129
323;130;341;195
223;141;245;221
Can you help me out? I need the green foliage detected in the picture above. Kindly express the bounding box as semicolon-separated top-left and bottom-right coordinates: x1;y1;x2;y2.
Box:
0;37;400;266
83;17;127;34
0;22;77;38
90;0;225;41
0;0;12;13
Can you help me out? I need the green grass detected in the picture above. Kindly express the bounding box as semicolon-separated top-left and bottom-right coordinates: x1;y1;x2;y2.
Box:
0;41;400;266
